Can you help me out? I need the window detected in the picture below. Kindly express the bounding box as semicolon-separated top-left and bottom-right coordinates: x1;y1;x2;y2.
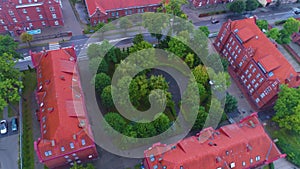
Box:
259;77;264;83
243;79;247;84
54;21;59;25
250;88;254;93
36;7;40;12
44;151;49;157
141;8;144;12
229;37;233;42
111;12;115;17
64;155;69;159
245;69;249;74
72;153;77;157
28;0;32;3
247;84;251;89
250;158;253;164
4;26;8;30
256;73;261;78
254;83;259;89
48;150;52;156
234;55;237;60
238;49;241;53
153;165;158;169
239;62;243;67
217;42;220;47
249;64;253;69
231;51;235;56
256;156;261;161
252;68;256;73
52;14;56;19
116;11;119;16
230;162;235;168
255;98;260;103
125;10;128;15
42;116;46;123
61;146;65;152
9;10;14;15
251;79;256;84
39;14;43;19
81;139;86;146
247;74;252;79
150;154;155;162
26;16;30;21
232;41;235;45
42;21;46;26
0;19;4;24
242;162;246;166
19;0;22;4
260;93;266;98
22;9;27;13
49;7;55;11
235;45;238;50
43;124;46;128
241;75;245;80
138;9;141;13
29;23;33;27
229;46;232;51
13;18;17;23
70;142;75;149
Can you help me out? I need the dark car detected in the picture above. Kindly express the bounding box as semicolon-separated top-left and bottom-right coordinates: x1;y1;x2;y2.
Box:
11;118;18;132
211;18;219;24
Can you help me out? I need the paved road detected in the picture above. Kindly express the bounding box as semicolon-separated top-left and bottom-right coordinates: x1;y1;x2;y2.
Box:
0;134;19;169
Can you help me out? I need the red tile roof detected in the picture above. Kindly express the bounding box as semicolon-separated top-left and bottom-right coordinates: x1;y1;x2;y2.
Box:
230;18;300;87
144;113;285;169
31;47;98;168
85;0;162;16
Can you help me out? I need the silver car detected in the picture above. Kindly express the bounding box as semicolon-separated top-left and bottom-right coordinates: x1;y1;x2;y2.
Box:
0;120;7;134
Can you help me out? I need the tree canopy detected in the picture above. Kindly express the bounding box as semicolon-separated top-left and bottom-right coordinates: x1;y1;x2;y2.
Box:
0;35;20;59
228;0;246;14
256;20;269;32
119;17;133;32
0;53;23;111
199;26;210;37
273;85;300;134
93;73;111;94
267;28;280;40
283;17;300;36
246;0;259;11
20;32;33;47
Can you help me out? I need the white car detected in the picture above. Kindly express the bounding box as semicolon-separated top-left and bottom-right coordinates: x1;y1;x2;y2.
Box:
0;120;8;134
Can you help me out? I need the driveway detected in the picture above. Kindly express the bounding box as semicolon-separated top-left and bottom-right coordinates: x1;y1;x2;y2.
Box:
0;134;19;169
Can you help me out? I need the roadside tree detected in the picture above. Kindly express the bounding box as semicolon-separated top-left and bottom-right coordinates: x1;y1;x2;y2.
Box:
228;0;246;14
20;32;33;47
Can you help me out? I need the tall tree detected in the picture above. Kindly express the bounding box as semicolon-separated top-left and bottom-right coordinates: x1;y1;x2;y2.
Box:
199;26;210;37
133;34;144;45
159;0;188;18
101;85;114;108
273;85;300;134
142;13;168;42
267;28;280;40
0;35;20;59
20;32;33;47
129;41;153;53
283;17;300;36
256;20;269;31
228;0;246;14
276;29;291;44
93;73;111;94
0;53;23;111
192;106;208;130
134;122;157;138
153;113;170;133
246;0;259;11
192;65;209;86
103;112;127;134
224;93;238;113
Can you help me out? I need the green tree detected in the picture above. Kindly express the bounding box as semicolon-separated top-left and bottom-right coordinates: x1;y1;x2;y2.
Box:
134;122;157;138
87;40;113;59
93;73;111;94
246;0;259;11
199;26;210;37
267;28;280;40
159;0;188;18
192;106;208;130
104;112;127;134
133;34;144;45
184;53;195;68
168;36;190;59
0;53;23;111
276;29;291;44
20;32;33;47
101;85;114;108
129;41;153;53
89;57;109;74
224;93;238;113
153;113;170;133
273;85;300;134
0;35;20;59
142;13;168;42
228;0;246;14
70;163;95;169
192;65;209;86
119;17;133;32
283;17;300;36
256;20;269;31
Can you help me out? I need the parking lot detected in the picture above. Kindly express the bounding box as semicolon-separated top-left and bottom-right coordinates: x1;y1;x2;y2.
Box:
0;118;18;139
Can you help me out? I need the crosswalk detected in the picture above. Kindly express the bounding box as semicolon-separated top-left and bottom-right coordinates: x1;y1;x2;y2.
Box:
48;42;60;50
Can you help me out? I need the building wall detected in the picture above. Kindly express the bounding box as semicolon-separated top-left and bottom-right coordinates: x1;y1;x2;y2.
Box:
89;5;160;26
214;21;280;111
0;0;63;36
191;0;233;7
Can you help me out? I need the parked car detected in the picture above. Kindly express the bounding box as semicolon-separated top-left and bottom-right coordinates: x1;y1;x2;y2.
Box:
11;118;18;132
292;7;300;14
0;120;8;134
211;17;219;24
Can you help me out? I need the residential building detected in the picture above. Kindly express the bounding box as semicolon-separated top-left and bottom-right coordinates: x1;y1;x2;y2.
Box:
0;0;63;36
144;113;286;169
214;18;300;111
31;47;98;169
84;0;163;25
292;32;300;46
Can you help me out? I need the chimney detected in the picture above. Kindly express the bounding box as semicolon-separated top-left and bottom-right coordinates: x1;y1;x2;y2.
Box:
51;140;55;146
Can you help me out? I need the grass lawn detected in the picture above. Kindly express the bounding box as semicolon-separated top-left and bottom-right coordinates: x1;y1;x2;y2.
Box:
21;70;37;169
265;124;300;167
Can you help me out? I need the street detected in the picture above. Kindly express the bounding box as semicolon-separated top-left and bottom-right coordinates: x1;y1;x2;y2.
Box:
0;134;19;169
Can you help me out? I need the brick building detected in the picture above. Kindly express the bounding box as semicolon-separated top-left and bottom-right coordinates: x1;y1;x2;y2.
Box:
144;113;285;169
214;18;300;111
0;0;63;36
84;0;163;25
31;47;98;169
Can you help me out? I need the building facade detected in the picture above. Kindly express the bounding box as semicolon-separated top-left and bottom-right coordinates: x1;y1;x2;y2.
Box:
0;0;63;36
214;18;300;111
31;47;98;169
191;0;232;8
144;113;286;169
84;0;162;25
